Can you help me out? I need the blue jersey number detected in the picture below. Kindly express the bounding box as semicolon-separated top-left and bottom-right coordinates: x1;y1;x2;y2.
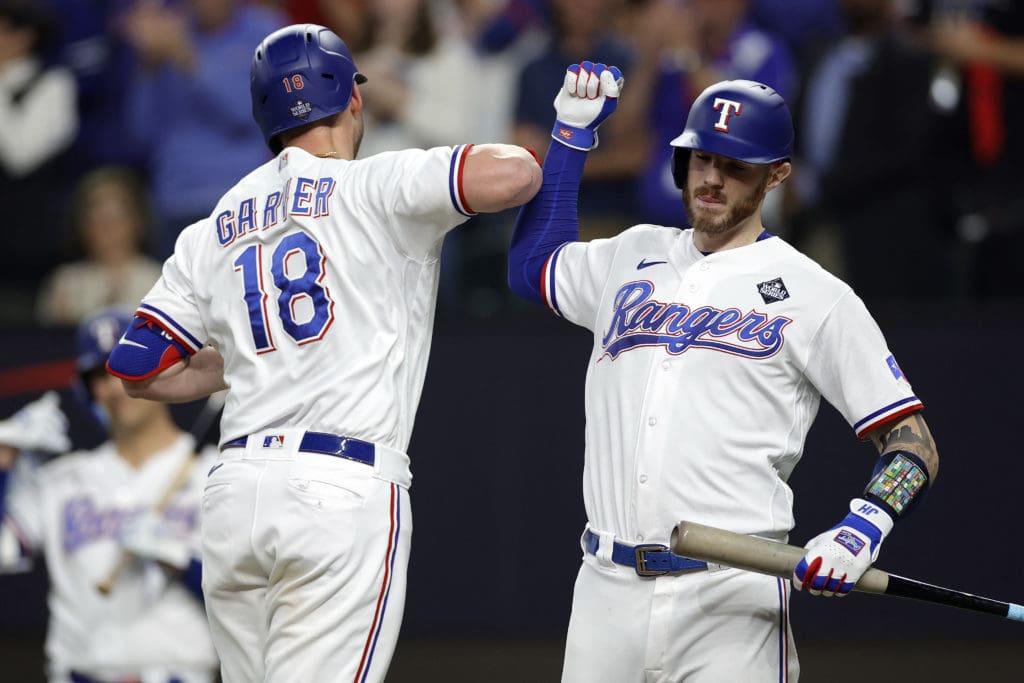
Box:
233;232;334;352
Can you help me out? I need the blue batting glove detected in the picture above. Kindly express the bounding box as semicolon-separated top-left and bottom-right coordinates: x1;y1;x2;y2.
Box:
551;61;624;151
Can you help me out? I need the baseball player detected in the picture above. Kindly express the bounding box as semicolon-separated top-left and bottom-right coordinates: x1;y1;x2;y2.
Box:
104;23;541;683
0;308;219;683
507;64;939;681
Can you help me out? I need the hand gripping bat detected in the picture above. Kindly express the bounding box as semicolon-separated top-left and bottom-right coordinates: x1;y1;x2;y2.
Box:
671;520;1024;622
96;391;226;595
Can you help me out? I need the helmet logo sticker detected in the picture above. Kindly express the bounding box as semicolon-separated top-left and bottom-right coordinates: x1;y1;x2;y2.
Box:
290;99;313;120
712;98;743;132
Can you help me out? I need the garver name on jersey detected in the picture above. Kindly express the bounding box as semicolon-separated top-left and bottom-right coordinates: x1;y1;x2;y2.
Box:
215;176;337;248
601;281;791;360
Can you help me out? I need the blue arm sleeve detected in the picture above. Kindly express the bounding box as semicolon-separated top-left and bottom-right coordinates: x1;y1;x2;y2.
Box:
507;141;588;306
181;556;204;603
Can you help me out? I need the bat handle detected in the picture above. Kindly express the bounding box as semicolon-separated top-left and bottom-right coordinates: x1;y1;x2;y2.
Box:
96;553;133;595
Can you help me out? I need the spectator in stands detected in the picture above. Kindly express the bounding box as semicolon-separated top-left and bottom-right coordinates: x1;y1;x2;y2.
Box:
513;0;638;240
0;0;79;322
924;0;1024;299
353;0;529;318
788;0;954;298
36;167;163;326
121;0;285;258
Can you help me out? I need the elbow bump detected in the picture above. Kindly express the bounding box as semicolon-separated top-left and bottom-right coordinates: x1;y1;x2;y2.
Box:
513;158;543;204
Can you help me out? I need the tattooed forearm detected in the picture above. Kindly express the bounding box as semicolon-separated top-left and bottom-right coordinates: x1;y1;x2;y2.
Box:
869;413;939;480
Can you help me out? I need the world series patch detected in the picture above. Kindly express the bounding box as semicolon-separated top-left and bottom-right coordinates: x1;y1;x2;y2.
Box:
757;277;789;304
290;99;312;120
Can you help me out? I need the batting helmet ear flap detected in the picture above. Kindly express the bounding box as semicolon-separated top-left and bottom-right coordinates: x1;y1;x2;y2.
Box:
671;148;689;190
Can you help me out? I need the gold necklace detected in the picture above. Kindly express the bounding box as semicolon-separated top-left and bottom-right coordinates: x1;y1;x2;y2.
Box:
314;151;340;158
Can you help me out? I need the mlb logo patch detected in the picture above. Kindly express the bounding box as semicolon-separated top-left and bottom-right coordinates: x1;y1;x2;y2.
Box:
834;529;866;556
756;277;790;304
262;435;286;449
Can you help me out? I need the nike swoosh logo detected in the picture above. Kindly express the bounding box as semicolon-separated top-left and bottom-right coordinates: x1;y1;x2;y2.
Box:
117;337;148;349
637;259;668;270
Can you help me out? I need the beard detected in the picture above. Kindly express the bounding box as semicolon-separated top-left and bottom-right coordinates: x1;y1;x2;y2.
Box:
682;171;770;236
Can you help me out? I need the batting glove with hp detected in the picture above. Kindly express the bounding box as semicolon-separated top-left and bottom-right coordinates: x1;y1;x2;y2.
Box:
793;498;894;597
552;61;624;151
0;391;71;454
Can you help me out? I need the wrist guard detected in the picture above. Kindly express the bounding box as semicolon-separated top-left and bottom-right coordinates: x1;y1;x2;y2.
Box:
863;449;930;519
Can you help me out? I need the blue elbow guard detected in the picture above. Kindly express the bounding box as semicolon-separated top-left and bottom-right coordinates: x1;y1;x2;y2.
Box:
106;316;192;380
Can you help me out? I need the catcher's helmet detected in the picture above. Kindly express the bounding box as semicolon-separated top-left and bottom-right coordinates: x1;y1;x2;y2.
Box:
670;80;793;189
250;24;367;153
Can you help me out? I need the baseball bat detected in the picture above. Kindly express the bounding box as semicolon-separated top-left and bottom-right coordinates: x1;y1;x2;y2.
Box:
96;391;226;595
671;520;1024;623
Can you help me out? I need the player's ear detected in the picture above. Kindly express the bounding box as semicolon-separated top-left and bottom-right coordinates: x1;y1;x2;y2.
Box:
767;161;791;190
348;84;363;117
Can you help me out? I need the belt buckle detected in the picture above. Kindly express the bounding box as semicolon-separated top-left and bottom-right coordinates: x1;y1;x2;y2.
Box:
634;544;670;577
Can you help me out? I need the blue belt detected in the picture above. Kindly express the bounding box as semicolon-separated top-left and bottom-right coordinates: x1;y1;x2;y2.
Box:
583;529;707;577
221;431;375;466
70;672;182;683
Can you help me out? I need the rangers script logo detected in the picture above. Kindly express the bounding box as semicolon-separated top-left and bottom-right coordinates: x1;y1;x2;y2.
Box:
601;281;791;360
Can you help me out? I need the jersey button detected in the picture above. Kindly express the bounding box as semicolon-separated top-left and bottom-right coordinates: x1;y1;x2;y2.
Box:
636;534;645;542
648;417;657;426
661;360;670;370
699;262;710;271
639;474;648;484
688;283;698;293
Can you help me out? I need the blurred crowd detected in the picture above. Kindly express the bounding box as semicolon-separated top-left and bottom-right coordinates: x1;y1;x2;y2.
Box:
2;0;1022;325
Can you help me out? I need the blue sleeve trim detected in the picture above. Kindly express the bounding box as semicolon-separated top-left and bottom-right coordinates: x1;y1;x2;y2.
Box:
448;144;476;217
137;304;203;351
508;141;587;306
181;557;204;602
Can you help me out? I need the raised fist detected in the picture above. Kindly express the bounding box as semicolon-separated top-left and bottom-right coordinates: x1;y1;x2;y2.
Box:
551;61;624;151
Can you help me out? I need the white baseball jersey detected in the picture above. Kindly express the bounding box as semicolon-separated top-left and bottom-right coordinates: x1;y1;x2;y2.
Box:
133;144;474;683
0;437;218;682
541;226;922;545
137;145;475;452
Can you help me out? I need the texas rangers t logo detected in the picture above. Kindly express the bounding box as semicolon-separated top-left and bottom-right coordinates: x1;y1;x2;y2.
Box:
713;98;743;132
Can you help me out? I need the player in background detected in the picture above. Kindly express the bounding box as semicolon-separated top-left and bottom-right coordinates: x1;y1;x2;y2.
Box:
0;308;218;683
104;23;541;683
507;64;939;681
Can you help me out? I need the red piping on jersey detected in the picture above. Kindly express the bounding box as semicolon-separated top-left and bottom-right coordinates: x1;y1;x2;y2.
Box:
354;484;398;682
855;404;923;441
456;144;475;215
540;253;555;314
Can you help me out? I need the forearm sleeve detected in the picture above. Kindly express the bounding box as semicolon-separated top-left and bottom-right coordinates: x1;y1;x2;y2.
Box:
507;141;587;305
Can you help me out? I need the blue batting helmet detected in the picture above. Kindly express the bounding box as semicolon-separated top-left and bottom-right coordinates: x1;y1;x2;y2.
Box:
250;24;367;153
670;80;794;189
76;308;133;377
